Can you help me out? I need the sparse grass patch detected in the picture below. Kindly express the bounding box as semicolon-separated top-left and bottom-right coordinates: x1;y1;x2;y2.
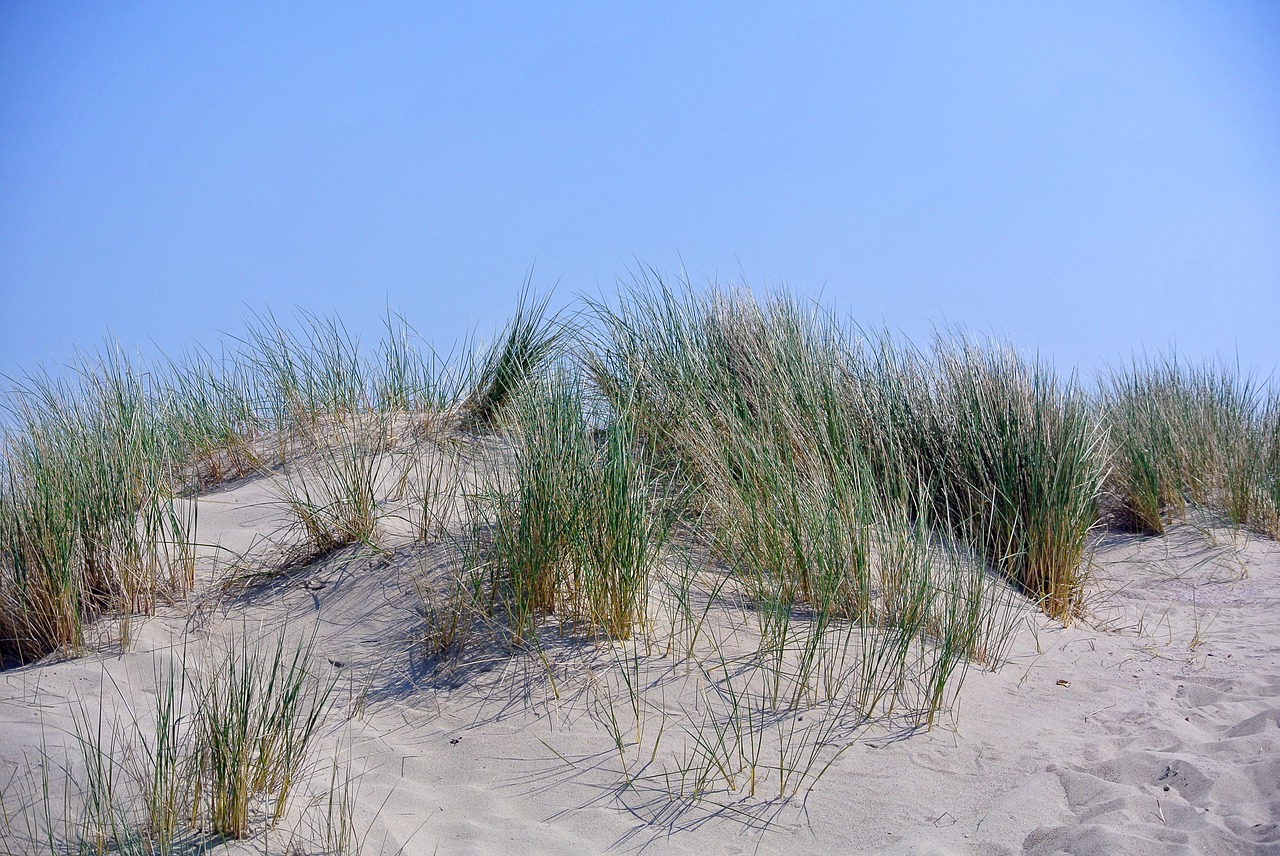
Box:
4;630;338;854
192;630;336;838
588;509;1019;805
268;412;395;557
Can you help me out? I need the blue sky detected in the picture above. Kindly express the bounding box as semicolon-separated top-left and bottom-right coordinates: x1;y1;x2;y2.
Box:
2;2;1278;382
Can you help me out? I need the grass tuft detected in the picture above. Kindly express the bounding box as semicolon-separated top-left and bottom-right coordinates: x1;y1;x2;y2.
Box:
461;286;567;429
1101;356;1278;537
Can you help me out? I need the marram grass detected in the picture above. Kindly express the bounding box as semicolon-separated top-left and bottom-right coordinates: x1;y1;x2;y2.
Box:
1100;356;1279;538
585;280;1105;621
6;630;335;853
3;276;1278;841
3;281;1274;662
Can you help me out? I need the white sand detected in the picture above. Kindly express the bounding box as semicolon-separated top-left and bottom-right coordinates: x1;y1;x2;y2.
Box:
2;462;1277;855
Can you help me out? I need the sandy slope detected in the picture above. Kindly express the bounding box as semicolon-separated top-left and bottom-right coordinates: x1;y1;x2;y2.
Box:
1;462;1277;855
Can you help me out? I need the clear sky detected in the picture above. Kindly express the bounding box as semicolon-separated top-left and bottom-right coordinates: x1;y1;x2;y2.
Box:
2;2;1278;383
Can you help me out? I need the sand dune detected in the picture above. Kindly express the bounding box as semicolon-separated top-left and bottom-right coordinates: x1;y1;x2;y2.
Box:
2;445;1276;856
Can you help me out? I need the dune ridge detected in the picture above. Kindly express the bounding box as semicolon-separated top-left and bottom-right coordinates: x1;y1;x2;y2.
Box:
2;284;1277;854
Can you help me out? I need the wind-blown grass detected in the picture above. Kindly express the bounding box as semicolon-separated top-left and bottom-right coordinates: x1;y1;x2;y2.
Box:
4;277;1271;668
461;287;567;429
924;337;1103;619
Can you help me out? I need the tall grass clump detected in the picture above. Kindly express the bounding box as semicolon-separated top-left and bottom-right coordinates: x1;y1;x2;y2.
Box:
585;280;1021;745
462;370;663;644
476;371;589;641
588;282;866;614
0;347;196;664
1101;356;1278;537
192;631;336;839
841;329;1103;622
588;277;1104;622
577;409;665;639
923;338;1104;621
